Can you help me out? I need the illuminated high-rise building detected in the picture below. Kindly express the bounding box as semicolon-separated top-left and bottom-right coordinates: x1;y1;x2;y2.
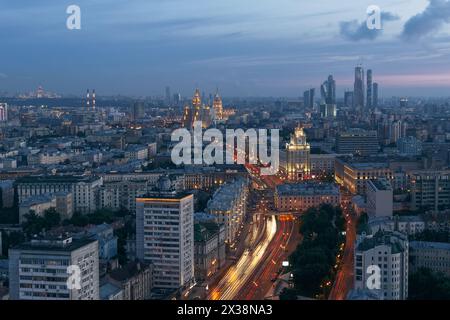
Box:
92;89;96;110
86;89;96;110
183;88;212;129
212;90;223;121
286;126;311;181
86;89;90;109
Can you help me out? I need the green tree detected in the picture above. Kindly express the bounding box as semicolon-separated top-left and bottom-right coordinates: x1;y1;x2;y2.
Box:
409;268;450;300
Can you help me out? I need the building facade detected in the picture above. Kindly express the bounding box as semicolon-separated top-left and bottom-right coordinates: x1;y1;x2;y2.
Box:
274;182;340;212
354;231;408;300
336;129;379;156
16;175;103;214
136;192;194;292
206;178;248;244
286;127;310;181
366;179;393;218
409;241;450;277
410;170;450;211
9;237;99;300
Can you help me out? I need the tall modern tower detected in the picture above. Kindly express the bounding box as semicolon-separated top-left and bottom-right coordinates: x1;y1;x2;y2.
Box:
367;69;373;110
354;66;365;112
344;91;354;108
321;75;336;105
303;88;315;110
373;83;379;108
165;86;171;105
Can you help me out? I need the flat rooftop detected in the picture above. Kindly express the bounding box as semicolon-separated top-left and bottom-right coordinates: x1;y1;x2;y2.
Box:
12;236;97;253
276;182;340;196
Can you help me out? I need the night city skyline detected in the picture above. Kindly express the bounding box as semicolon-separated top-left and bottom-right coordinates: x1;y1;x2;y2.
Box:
1;0;450;97
2;0;450;311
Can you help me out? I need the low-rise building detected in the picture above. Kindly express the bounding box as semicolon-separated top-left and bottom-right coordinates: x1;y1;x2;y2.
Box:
194;222;226;282
105;261;152;300
274;182;340;212
19;195;56;224
409;241;450;277
335;157;392;195
16;175;103;214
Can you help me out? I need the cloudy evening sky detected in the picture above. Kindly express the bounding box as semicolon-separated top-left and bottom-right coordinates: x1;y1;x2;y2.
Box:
1;0;450;97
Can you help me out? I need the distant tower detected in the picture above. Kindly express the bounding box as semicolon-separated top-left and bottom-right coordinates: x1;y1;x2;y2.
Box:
213;89;223;121
354;65;365;112
367;69;373;110
183;89;212;129
373;83;379;108
344;91;354;108
86;89;90;109
165;86;171;105
0;103;8;122
92;89;96;110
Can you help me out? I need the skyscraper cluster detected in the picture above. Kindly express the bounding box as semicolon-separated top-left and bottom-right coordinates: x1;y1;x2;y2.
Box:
353;66;378;113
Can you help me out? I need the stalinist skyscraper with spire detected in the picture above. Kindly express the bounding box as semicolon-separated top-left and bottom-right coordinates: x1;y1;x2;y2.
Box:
212;89;224;121
182;88;212;129
286;126;311;181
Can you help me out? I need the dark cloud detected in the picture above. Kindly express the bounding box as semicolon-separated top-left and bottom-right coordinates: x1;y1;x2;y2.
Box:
402;0;450;40
340;12;399;41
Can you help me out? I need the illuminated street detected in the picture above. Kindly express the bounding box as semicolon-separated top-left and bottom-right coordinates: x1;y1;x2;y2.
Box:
209;215;277;300
237;215;300;300
328;197;357;300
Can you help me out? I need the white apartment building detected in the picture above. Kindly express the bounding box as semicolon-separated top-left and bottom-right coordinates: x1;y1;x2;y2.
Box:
136;192;194;292
9;237;99;300
354;230;409;300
